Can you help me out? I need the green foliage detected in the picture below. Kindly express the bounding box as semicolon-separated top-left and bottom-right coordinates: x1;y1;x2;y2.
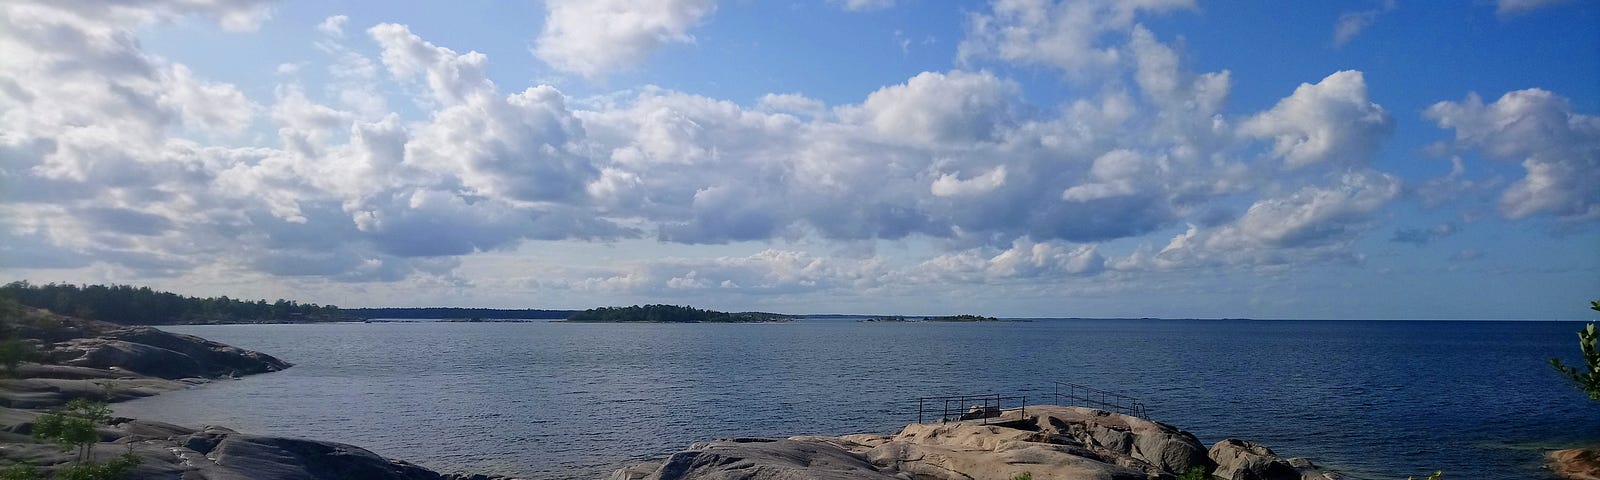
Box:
1008;473;1033;480
0;336;33;378
1549;309;1600;401
0;281;345;325
32;399;113;463
1178;466;1210;480
52;453;140;480
564;304;791;323
0;463;38;480
1407;472;1442;480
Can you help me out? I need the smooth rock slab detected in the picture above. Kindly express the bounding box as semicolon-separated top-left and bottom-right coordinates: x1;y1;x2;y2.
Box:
611;438;904;480
1549;448;1600;480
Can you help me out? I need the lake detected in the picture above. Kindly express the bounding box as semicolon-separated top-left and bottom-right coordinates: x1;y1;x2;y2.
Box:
111;319;1599;479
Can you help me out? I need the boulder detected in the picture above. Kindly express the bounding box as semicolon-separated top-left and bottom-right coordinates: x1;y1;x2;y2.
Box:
1026;405;1212;475
1549;448;1600;480
614;406;1239;480
1208;439;1333;480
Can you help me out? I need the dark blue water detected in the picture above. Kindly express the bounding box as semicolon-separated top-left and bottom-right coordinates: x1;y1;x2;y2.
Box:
112;319;1599;479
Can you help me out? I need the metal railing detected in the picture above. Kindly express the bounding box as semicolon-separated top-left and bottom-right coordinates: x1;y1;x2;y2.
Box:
1052;381;1147;418
915;394;1027;424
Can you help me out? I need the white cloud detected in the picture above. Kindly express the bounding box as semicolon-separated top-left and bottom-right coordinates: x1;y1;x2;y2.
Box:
1121;171;1402;270
318;14;347;37
849;70;1019;145
931;166;1007;197
1240;70;1393;169
756;93;826;120
958;0;1195;77
1495;0;1574;17
834;0;896;12
1426;89;1600;221
369;23;493;106
533;0;717;78
572;249;887;295
6;0;1565;299
1333;0;1395;47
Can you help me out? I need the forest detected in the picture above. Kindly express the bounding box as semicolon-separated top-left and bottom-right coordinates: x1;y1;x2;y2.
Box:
0;281;348;325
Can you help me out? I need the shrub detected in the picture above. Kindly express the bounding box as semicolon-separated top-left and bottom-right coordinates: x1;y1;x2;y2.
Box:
32;399;113;463
1548;301;1600;401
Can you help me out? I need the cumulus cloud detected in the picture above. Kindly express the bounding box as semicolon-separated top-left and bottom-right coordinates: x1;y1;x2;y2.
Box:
958;0;1195;76
1120;171;1402;270
3;0;1532;295
1425;89;1600;221
533;0;717;78
1240;70;1393;169
914;238;1105;282
849;70;1019;146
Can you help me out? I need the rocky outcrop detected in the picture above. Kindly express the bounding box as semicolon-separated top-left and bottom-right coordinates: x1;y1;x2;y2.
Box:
1;417;503;480
615;406;1325;480
1550;448;1600;480
1207;439;1338;480
0;308;290;409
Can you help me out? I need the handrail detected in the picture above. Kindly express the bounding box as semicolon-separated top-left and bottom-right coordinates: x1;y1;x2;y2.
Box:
914;394;1027;424
1053;381;1148;418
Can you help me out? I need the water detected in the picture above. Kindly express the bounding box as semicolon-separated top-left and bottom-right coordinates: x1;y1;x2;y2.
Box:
111;319;1599;479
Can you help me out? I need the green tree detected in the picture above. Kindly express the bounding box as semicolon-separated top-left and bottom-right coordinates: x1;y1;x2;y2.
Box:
0;336;33;378
32;399;112;464
1548;301;1600;401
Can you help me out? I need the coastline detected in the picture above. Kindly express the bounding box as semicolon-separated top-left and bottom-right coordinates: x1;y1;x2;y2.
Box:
613;405;1340;480
0;307;512;479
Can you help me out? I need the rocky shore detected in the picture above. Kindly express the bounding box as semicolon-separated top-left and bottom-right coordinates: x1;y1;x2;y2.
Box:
0;307;506;479
612;405;1339;480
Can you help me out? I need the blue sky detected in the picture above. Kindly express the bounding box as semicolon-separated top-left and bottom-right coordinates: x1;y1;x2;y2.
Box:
1;0;1596;319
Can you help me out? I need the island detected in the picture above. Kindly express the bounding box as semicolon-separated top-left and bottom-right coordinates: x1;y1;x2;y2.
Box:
925;314;1003;322
861;315;910;322
562;304;794;323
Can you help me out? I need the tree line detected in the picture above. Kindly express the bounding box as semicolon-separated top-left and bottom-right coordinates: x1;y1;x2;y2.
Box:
564;304;791;323
344;307;577;320
0;281;347;325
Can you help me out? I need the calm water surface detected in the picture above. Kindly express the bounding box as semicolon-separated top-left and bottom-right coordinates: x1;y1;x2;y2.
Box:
112;319;1599;479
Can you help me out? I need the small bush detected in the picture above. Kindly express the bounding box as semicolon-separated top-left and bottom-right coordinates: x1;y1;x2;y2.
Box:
1009;473;1033;480
1548;303;1599;401
1179;466;1210;480
0;463;38;480
53;453;141;480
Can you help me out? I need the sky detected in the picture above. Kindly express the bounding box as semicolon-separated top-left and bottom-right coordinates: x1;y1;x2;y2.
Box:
0;0;1597;320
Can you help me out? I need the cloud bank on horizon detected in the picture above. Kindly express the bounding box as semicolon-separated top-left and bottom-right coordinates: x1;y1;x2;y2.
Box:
0;0;1595;319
